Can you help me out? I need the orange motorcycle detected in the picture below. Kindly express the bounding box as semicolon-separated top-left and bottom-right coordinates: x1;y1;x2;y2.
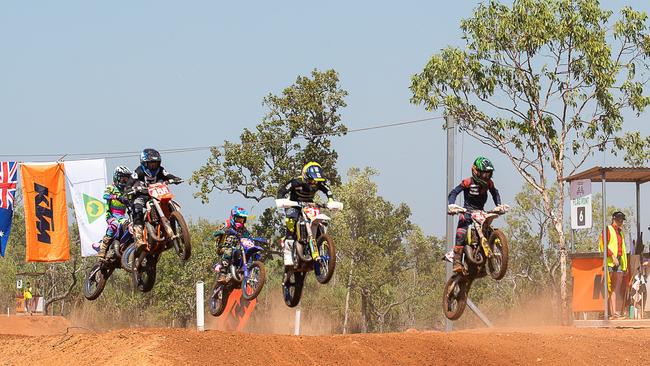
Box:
122;180;191;292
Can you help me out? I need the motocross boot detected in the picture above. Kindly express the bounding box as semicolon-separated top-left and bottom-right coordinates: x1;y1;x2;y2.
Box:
452;246;464;273
97;235;112;262
133;224;146;250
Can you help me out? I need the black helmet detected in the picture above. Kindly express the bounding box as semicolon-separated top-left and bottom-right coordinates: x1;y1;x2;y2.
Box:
113;166;132;189
471;156;494;188
140;148;161;177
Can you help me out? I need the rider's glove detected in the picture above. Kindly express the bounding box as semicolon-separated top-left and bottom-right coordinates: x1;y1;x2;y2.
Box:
118;196;130;205
494;204;510;214
447;204;465;215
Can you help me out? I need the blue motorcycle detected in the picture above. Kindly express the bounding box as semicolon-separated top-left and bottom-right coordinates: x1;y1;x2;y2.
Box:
83;219;135;300
209;229;267;317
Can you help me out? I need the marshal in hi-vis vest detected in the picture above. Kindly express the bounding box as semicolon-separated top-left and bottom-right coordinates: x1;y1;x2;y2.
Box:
598;225;627;271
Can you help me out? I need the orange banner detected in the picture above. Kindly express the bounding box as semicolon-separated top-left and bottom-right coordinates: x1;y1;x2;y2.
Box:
215;289;257;331
571;257;606;312
571;255;630;312
21;163;70;262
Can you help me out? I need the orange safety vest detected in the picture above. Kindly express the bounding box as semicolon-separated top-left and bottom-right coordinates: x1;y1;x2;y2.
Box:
598;225;627;271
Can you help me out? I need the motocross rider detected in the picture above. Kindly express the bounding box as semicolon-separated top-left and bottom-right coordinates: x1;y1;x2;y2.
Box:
97;166;133;261
212;206;252;284
130;148;182;249
276;162;334;272
447;156;507;273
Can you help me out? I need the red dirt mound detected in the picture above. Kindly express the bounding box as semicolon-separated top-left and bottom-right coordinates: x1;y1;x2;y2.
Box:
0;325;649;365
0;316;72;336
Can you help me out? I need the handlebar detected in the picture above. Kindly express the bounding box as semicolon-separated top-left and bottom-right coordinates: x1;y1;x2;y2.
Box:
275;198;343;210
447;205;509;216
223;229;268;245
125;179;183;196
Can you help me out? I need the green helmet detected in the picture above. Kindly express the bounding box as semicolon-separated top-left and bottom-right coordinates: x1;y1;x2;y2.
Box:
471;156;494;187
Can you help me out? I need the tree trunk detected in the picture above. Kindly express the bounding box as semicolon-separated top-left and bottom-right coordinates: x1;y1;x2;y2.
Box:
44;259;79;315
360;291;368;333
555;185;569;324
342;258;354;334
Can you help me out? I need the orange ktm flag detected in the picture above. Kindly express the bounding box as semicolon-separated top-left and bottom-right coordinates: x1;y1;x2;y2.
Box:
21;163;70;262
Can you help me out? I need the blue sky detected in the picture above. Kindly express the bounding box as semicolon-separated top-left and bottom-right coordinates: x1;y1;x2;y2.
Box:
1;1;649;238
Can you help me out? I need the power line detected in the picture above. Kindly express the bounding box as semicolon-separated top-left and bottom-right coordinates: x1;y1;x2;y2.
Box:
0;116;443;160
312;116;443;138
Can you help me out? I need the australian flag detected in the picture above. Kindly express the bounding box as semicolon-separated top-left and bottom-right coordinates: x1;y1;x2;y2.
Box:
0;161;18;257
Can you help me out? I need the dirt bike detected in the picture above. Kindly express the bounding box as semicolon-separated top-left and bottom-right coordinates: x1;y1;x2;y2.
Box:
122;179;191;292
442;205;509;320
83;219;134;300
208;230;267;317
275;198;343;308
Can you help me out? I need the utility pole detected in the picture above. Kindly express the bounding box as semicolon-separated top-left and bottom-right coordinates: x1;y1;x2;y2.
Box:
445;116;456;332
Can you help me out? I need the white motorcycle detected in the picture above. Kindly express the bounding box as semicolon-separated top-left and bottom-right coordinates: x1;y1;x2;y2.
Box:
275;198;343;307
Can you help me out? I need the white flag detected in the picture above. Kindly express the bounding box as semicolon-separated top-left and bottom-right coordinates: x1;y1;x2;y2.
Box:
64;159;108;257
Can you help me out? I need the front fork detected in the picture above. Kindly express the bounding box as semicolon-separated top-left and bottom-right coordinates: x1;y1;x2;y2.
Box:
153;200;178;241
305;221;320;260
473;222;493;257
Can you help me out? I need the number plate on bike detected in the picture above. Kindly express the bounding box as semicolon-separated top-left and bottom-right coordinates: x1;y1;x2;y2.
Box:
148;183;170;199
304;206;320;219
471;211;488;224
241;238;254;249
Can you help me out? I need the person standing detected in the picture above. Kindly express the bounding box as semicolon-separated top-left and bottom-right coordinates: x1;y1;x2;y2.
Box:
23;282;33;315
599;211;628;319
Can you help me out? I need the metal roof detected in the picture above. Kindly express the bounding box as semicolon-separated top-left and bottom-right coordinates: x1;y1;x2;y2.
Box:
564;166;650;183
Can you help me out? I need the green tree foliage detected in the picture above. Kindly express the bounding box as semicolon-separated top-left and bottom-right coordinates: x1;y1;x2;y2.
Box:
410;0;650;322
153;219;216;327
329;168;445;332
191;69;348;204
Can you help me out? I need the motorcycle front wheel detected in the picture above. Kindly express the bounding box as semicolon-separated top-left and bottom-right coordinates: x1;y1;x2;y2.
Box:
169;211;191;261
314;234;336;284
442;274;469;320
121;243;136;273
209;282;229;317
487;229;509;280
83;263;113;301
282;271;305;308
241;261;266;301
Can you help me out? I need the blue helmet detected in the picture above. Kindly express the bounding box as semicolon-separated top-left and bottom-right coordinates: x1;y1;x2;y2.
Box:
229;206;248;230
140;148;162;177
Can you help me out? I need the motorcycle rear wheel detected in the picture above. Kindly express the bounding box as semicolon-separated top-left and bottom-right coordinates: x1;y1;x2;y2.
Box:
209;282;229;317
282;271;305;308
487;229;509;280
314;235;336;284
170;211;191;261
442;274;469;320
241;261;266;301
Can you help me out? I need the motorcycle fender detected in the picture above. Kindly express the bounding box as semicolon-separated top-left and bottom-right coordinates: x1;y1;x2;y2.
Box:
313;214;331;221
170;200;182;211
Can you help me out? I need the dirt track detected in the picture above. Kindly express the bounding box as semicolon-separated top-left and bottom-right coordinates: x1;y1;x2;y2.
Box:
0;316;648;365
